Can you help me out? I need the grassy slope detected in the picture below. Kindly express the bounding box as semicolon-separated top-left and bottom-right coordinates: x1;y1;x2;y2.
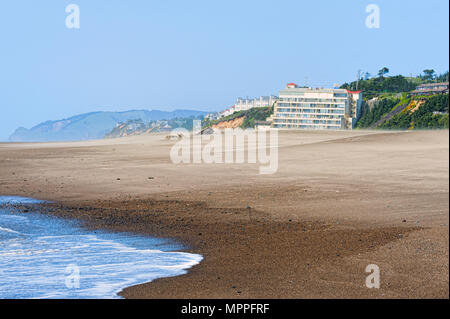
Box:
350;72;449;130
358;94;449;130
204;106;273;129
379;94;449;130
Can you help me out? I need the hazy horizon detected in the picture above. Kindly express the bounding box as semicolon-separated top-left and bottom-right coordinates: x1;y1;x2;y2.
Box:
0;107;211;142
1;0;449;140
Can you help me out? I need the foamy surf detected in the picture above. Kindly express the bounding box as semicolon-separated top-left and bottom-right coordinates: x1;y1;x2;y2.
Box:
0;196;203;299
0;226;20;234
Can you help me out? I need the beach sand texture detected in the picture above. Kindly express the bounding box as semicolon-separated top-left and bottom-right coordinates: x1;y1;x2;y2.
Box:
0;129;448;298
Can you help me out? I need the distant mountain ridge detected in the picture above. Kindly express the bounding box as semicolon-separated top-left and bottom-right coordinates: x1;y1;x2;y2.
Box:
9;109;208;142
104;116;203;139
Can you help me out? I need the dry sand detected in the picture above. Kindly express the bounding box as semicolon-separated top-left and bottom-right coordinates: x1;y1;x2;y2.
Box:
0;129;448;298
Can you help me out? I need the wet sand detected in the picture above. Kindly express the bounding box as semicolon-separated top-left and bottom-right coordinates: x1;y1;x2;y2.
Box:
0;130;448;298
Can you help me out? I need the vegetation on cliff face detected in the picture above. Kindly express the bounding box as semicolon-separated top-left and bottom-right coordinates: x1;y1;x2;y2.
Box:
379;94;449;130
341;69;449;100
241;107;273;128
357;94;449;130
344;68;449;130
357;97;401;128
204;106;273;129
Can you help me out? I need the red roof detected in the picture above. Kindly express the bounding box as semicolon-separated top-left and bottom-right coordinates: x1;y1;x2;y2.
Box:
287;83;297;86
347;90;362;94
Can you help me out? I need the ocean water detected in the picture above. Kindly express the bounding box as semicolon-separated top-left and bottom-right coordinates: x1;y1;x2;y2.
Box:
0;196;203;299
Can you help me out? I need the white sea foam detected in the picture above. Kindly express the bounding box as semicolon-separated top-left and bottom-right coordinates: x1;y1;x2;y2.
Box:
0;196;203;299
0;226;20;234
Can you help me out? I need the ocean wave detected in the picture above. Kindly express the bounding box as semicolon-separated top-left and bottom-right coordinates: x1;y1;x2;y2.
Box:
0;226;21;234
0;196;203;299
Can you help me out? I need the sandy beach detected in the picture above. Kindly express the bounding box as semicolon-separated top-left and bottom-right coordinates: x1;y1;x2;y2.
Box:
0;129;448;298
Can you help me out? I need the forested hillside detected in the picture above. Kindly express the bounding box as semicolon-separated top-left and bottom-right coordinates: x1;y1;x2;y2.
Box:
379;94;449;130
345;68;449;130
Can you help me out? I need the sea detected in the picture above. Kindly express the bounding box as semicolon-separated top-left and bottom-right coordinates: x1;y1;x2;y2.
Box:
0;196;202;299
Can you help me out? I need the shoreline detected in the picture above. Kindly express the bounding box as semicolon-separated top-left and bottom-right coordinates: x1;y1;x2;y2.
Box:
0;130;448;298
0;196;203;299
10;186;448;299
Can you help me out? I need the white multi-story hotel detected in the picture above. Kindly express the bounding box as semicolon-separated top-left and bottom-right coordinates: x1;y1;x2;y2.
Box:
272;83;362;130
234;96;277;112
219;95;277;118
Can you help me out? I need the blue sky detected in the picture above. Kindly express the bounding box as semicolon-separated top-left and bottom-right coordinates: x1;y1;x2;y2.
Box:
0;0;448;140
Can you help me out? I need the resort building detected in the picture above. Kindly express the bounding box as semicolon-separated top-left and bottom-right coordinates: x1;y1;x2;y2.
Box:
234;96;278;112
218;107;234;118
410;82;449;96
272;83;362;130
218;96;277;118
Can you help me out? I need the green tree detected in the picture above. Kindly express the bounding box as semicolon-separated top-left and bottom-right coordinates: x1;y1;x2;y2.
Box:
378;67;389;77
423;69;436;81
435;71;449;82
341;75;416;99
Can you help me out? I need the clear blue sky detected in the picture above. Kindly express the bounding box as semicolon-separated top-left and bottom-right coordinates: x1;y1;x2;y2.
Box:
0;0;448;140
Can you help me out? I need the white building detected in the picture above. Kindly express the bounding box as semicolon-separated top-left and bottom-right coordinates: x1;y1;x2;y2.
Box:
204;112;220;121
219;107;234;118
219;96;277;118
234;96;277;112
272;83;362;130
